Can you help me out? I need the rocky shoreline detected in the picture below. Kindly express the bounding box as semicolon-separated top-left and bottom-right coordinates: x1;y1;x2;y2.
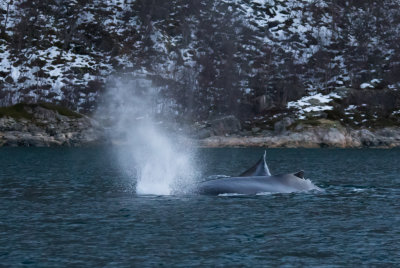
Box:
197;127;400;148
191;115;400;148
0;104;399;148
0;104;104;147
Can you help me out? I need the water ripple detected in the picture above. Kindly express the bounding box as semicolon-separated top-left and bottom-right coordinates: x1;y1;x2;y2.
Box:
1;148;400;266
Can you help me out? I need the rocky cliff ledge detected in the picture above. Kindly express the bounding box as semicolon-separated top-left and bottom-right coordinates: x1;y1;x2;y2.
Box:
194;117;400;148
0;104;104;147
0;105;399;148
198;126;400;148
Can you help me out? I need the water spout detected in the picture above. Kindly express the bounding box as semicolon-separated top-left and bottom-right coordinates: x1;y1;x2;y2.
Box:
98;78;198;195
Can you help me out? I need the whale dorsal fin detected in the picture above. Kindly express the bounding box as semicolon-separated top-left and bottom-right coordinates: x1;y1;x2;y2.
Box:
293;170;304;179
239;151;271;177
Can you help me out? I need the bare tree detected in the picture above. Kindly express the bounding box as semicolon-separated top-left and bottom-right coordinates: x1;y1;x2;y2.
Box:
1;0;12;35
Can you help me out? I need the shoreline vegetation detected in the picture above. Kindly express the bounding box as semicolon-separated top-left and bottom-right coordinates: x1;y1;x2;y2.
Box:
0;103;399;148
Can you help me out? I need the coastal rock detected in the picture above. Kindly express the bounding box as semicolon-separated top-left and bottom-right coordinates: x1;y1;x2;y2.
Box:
357;129;378;146
355;128;400;147
315;127;347;147
0;104;104;147
2;104;400;148
198;126;400;148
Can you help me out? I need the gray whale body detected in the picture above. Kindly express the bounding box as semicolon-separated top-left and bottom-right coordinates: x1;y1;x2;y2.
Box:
198;152;321;195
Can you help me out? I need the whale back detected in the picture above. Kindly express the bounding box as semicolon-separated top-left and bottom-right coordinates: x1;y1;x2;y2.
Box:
198;173;319;195
197;151;321;195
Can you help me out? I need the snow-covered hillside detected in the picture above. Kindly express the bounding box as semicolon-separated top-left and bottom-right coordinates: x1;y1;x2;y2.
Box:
1;0;400;126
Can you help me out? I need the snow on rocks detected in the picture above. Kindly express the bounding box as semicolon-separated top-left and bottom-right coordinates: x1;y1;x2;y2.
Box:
287;92;341;118
360;83;374;89
360;79;384;89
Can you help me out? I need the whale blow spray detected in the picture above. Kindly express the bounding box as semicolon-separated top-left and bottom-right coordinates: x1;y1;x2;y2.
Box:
99;78;198;195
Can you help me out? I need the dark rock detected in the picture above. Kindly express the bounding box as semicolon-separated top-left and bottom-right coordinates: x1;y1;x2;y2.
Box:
308;98;321;106
210;115;241;136
319;112;328;119
194;128;212;139
358;129;378;146
333;87;351;98
274;117;294;134
370;79;386;90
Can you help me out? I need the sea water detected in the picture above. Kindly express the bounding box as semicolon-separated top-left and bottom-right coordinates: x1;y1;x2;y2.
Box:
1;148;399;266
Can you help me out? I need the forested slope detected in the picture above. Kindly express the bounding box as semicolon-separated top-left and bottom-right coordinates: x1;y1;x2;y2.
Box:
1;0;400;127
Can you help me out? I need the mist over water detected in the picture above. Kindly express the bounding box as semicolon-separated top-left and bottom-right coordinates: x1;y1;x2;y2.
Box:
98;78;199;195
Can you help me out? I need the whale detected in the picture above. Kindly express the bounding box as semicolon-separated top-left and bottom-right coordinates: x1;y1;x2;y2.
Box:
197;152;321;195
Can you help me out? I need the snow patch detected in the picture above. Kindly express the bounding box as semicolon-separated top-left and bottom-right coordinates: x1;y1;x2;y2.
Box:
288;92;341;118
360;83;374;89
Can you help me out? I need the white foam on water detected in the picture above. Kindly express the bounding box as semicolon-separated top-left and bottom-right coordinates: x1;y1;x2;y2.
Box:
304;178;322;191
218;193;245;197
207;175;230;180
350;188;366;192
98;78;198;195
255;192;274;196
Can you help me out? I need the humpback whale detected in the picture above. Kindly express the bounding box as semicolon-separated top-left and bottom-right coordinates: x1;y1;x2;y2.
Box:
197;152;321;195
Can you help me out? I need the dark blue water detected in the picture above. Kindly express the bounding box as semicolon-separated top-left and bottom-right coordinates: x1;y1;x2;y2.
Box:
1;148;399;267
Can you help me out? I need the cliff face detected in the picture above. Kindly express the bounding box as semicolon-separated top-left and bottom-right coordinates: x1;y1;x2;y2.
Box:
1;0;400;125
1;0;399;144
0;104;103;146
